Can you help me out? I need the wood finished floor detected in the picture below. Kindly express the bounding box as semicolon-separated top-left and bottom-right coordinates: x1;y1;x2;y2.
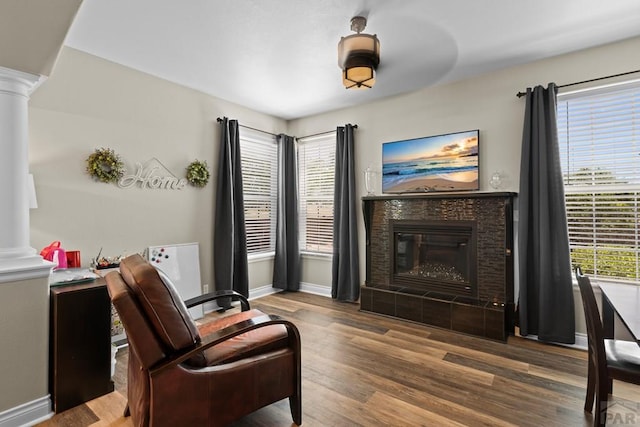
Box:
38;291;640;426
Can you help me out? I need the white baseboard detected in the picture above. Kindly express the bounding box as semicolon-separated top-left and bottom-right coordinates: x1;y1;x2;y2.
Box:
249;284;283;300
249;282;332;299
573;332;588;350
299;281;332;298
202;282;332;312
0;395;52;427
201;285;282;314
520;332;588;351
246;282;331;300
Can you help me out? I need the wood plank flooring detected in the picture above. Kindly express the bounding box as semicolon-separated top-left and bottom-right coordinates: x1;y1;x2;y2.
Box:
38;291;640;426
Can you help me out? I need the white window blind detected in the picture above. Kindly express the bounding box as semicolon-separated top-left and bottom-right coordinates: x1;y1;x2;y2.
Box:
239;128;278;254
557;81;640;282
298;133;336;253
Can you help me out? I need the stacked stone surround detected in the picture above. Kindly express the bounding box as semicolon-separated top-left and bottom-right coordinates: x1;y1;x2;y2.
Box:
361;192;516;341
367;194;512;303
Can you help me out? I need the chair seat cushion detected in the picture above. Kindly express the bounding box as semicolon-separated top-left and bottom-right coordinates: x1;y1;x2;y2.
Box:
605;339;640;378
186;309;289;367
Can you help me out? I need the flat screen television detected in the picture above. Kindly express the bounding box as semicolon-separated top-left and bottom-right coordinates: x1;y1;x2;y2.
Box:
382;129;479;193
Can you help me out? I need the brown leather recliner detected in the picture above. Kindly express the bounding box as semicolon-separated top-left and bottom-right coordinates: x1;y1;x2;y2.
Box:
105;254;301;427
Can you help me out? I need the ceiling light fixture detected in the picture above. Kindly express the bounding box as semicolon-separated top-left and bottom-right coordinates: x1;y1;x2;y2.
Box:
338;16;380;89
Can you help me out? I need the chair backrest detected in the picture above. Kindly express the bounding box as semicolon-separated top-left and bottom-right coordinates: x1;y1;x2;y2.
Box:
118;254;201;353
106;270;166;369
575;267;608;382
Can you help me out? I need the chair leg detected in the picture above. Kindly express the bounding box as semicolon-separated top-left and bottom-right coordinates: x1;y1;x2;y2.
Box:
584;360;595;412
289;394;302;426
594;381;609;426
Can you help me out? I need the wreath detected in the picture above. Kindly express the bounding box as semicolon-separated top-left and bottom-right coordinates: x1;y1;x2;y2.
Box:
85;148;125;183
186;159;211;187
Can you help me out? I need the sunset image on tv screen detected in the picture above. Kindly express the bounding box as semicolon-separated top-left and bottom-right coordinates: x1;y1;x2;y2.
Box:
382;130;479;193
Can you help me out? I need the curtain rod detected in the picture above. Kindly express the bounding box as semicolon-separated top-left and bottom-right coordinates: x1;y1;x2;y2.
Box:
299;124;358;140
516;69;640;98
216;117;359;139
216;117;279;137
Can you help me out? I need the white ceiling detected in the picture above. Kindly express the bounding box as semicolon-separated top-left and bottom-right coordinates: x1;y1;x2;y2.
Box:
64;0;640;120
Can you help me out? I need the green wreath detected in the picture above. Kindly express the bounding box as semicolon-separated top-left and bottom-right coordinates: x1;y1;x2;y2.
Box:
85;148;125;183
186;159;210;187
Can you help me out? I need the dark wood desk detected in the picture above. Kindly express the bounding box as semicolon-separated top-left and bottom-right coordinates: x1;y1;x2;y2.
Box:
598;282;640;344
49;279;114;413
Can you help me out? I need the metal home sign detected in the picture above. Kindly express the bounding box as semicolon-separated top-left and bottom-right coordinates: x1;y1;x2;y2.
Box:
118;158;187;190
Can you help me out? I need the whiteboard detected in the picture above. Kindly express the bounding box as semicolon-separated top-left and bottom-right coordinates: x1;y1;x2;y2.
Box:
146;242;203;319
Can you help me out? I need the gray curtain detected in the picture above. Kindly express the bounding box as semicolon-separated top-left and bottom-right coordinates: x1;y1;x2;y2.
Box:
273;134;300;291
214;117;249;306
518;83;575;344
332;124;360;302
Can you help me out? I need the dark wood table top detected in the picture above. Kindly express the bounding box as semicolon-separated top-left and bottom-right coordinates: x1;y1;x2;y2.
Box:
599;282;640;343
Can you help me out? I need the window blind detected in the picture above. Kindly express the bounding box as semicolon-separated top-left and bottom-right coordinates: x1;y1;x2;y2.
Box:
557;81;640;282
239;129;278;254
298;133;336;253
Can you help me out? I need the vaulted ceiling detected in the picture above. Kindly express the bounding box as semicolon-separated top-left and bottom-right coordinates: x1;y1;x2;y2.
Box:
0;0;82;77
64;0;640;120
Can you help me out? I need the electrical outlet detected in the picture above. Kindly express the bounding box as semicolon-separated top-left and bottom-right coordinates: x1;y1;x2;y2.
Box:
203;284;209;293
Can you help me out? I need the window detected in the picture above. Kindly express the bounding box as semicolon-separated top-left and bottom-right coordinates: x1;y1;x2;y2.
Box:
298;133;336;253
239;128;278;254
557;81;640;282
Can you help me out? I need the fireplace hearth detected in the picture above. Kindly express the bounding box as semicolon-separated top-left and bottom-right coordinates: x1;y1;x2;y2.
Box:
361;192;516;341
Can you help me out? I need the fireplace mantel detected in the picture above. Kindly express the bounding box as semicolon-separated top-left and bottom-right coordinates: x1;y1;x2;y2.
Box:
361;192;516;341
362;191;516;201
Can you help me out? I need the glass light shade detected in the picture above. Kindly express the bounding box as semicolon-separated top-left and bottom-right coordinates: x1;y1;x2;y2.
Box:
343;67;375;89
338;32;380;89
338;34;380;67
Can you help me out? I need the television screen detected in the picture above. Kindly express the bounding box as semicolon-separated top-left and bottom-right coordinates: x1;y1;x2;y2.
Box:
382;129;479;193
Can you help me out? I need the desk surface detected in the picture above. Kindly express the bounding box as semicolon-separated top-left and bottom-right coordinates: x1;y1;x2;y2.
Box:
599;282;640;343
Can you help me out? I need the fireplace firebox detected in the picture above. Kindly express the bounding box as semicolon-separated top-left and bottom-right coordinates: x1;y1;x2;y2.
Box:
391;221;477;297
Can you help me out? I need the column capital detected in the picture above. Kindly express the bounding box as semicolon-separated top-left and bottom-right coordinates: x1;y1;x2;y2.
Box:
0;66;45;96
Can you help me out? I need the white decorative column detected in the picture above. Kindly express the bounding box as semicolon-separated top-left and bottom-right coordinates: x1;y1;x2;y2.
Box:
0;66;50;279
0;66;53;426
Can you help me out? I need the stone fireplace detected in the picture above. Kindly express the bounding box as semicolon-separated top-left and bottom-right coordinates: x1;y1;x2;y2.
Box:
361;192;515;341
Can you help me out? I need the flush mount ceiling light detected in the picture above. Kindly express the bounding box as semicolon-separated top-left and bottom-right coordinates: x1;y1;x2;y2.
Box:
338;16;380;89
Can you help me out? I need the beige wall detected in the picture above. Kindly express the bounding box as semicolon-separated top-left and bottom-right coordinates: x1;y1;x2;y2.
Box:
290;35;640;333
0;15;633;422
27;37;640;339
0;276;49;412
0;2;80;417
29;47;287;292
300;254;332;288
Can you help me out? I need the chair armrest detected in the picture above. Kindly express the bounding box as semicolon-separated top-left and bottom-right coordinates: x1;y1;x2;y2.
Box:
184;290;250;311
149;314;301;377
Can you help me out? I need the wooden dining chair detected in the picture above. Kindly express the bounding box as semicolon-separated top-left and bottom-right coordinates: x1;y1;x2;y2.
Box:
575;267;640;426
